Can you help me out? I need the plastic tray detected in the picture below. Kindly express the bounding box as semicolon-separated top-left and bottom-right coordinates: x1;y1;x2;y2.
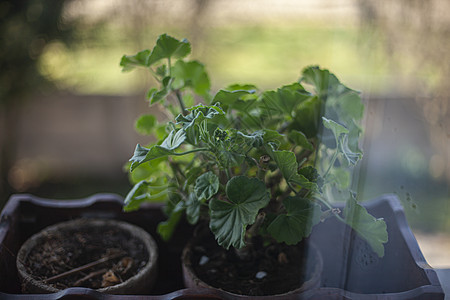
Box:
0;193;444;299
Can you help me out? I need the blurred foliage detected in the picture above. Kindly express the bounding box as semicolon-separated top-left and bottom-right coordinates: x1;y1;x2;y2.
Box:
356;0;450;184
0;0;75;201
38;22;392;95
0;0;75;104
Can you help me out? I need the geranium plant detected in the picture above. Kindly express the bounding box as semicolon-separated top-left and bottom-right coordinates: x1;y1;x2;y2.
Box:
120;34;388;258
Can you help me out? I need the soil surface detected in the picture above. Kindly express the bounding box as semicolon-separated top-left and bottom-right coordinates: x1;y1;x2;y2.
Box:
23;223;149;290
188;230;316;296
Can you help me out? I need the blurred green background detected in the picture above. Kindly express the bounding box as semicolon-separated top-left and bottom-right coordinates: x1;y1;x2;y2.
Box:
0;0;448;266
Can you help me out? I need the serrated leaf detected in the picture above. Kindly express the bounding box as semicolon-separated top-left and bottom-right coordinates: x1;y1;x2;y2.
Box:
262;129;285;143
176;104;225;129
194;171;219;200
160;129;186;149
334;91;364;122
323;117;361;166
127;157;168;184
322;117;349;141
147;76;173;104
185;166;204;186
172;60;210;98
261;83;309;116
339;134;362;166
157;202;184;241
226;84;258;91
212;89;257;111
147;34;191;67
129;129;186;171
135;115;157;135
288;130;314;151
120;49;151;72
344;197;388;257
186;192;202;225
230;129;265;148
217;150;245;168
123;180;169;212
156;64;167;77
291;95;323;138
209;176;270;249
299;166;323;189
267;197;321;244
266;146;318;191
301;66;353;99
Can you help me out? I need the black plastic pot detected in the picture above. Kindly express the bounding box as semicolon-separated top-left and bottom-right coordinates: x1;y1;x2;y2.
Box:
0;193;445;299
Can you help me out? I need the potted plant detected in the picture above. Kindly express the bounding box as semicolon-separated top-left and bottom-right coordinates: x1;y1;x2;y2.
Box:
15;217;158;294
120;34;388;297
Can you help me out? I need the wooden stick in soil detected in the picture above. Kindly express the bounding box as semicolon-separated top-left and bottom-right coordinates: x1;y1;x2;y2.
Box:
73;268;108;287
43;252;125;283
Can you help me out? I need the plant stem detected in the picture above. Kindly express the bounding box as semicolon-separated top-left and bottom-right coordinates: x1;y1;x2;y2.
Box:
247;212;266;238
168;57;172;76
323;148;339;179
287;181;299;195
175;90;187;115
172;148;210;156
314;196;346;224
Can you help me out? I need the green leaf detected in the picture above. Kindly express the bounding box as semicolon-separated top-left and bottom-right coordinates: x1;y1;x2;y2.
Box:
185;192;203;225
291;95;323;138
322;117;362;166
129;129;186;171
288;130;314;151
185;166;204;186
120;49;151;72
299;166;323;189
127;157;168;184
226;84;258;91
147;34;191;66
156;64;167;77
212;89;257;111
230;129;265;148
147;76;173;104
333;91;364;123
160;129;186;149
344;197;388;257
322;117;349;142
339;134;362;166
194;171;219;200
217;150;245;168
266;145;318;191
123;180;169;212
261;83;309;116
176;103;225;129
267;197;321;244
327;167;350;189
157;202;184;241
172;60;210;98
209;176;270;249
301;66;353;99
262;129;285;143
135;115;157;135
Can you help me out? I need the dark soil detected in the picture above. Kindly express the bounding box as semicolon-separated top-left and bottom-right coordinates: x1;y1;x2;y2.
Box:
188;230;316;296
23;223;149;290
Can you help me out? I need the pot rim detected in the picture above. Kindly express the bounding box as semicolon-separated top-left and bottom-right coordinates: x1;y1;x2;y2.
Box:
16;218;158;294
